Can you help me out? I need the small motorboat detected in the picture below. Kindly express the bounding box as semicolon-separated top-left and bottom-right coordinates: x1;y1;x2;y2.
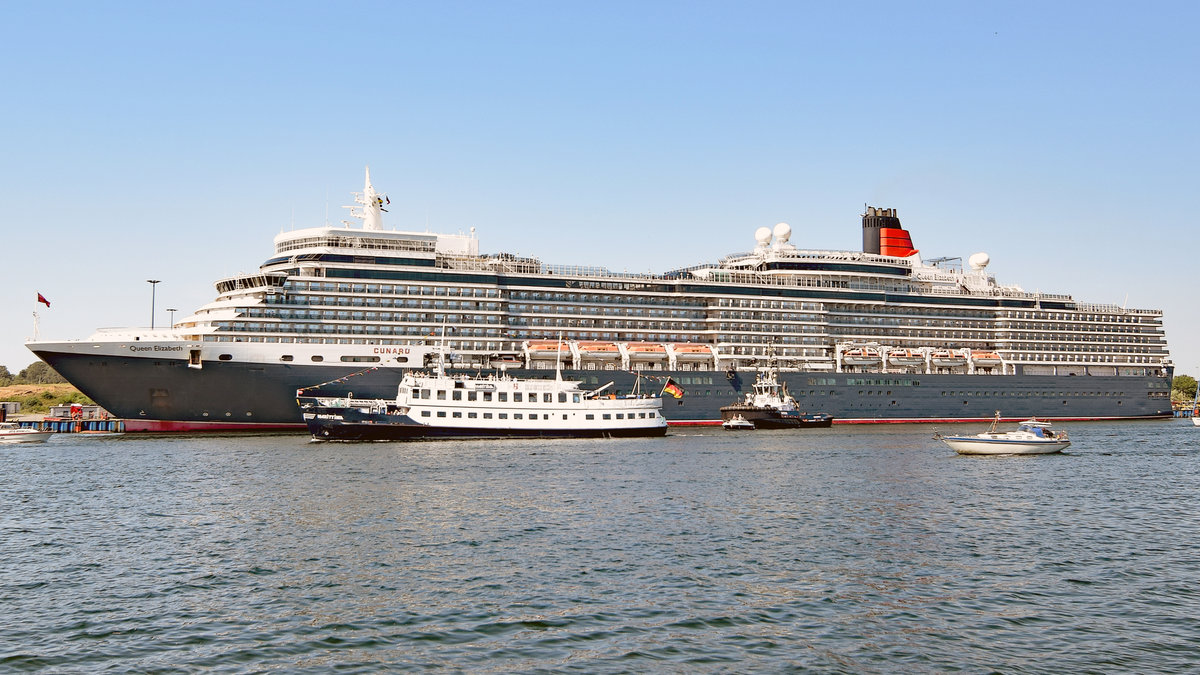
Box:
0;422;54;444
938;412;1069;455
722;415;755;431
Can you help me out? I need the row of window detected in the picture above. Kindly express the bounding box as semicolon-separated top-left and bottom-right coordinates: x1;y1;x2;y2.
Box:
410;389;578;404
418;410;657;420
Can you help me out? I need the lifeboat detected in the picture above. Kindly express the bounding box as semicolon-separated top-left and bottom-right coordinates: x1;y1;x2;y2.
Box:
525;340;571;358
970;350;1003;367
885;348;926;367
625;342;668;360
930;350;968;368
576;341;622;362
489;354;525;369
670;343;714;361
841;347;882;366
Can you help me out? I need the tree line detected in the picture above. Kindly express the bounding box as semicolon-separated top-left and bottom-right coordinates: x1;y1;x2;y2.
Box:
0;362;67;386
1173;374;1197;402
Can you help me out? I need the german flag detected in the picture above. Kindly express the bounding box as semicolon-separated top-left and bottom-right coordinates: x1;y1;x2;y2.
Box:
662;377;685;399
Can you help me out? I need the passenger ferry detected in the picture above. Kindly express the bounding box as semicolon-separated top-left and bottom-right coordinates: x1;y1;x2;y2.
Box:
26;169;1174;431
301;347;666;441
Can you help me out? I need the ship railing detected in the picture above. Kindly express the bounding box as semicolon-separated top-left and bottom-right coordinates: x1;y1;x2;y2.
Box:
717;249;913;266
1072;303;1161;316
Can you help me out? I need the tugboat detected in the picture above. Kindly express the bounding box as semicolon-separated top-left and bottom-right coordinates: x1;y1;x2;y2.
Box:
300;339;667;441
719;354;833;429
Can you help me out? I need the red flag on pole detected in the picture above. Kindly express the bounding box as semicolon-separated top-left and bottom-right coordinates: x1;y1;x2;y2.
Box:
37;293;50;307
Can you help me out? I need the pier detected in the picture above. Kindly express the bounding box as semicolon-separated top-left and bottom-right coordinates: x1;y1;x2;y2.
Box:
18;417;127;433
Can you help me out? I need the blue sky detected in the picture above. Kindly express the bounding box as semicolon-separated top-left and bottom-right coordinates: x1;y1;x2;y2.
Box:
1;1;1196;378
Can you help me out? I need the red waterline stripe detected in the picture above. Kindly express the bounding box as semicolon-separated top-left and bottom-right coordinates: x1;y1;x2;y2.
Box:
122;420;307;432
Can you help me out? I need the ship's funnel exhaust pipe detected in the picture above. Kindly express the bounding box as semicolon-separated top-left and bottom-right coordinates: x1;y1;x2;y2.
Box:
862;205;901;254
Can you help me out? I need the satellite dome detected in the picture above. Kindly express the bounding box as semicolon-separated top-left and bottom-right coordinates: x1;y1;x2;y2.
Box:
754;227;772;245
968;252;990;270
772;222;792;243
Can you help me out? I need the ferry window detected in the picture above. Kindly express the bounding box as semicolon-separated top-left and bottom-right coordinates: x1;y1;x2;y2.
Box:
483;392;492;401
468;392;477;401
437;391;446;400
513;392;523;402
514;414;523;420
420;389;431;399
468;412;477;418
639;413;646;418
218;354;233;361
483;413;492;419
311;355;323;362
544;393;552;402
602;414;611;420
649;412;656;418
499;413;508;419
437;411;446;417
573;394;581;403
498;392;507;402
452;391;462;401
561;414;566;420
586;414;594;420
559;393;567;403
420;410;431;417
616;414;624;419
280;355;293;362
452;412;462;418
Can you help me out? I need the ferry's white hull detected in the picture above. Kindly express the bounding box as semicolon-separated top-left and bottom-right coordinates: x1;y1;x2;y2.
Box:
0;430;55;443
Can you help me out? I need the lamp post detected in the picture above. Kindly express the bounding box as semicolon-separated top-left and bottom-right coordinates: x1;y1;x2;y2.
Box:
167;308;177;327
147;279;161;329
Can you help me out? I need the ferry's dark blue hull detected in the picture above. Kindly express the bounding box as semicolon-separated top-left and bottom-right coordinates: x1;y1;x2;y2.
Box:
31;349;1175;431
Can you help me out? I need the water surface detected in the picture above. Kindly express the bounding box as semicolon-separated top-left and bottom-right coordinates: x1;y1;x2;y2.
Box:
2;420;1197;672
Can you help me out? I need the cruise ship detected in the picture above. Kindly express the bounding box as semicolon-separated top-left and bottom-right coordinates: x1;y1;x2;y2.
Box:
27;170;1174;431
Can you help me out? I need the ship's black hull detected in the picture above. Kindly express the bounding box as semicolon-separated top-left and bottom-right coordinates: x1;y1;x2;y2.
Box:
32;349;1175;431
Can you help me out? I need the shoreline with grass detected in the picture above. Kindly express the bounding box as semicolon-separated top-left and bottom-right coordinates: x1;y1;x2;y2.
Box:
0;383;94;416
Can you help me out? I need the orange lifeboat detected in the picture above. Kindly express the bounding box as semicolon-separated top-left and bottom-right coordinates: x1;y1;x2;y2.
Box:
841;347;881;366
525;340;570;358
886;348;926;367
970;350;1003;367
671;343;713;361
930;350;968;368
625;342;668;360
577;341;621;361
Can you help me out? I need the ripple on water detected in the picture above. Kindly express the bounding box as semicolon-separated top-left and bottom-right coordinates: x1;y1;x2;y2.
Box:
1;423;1199;672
